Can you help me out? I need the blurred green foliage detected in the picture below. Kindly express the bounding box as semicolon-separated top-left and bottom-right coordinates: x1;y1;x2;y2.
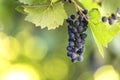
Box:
0;0;120;80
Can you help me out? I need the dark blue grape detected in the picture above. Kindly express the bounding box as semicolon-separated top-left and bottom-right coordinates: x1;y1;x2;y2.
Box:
72;27;77;33
68;25;73;29
75;20;80;26
69;32;75;39
77;47;84;55
81;33;87;40
78;56;84;61
83;9;88;15
78;16;83;21
79;22;84;26
71;53;77;59
77;26;84;33
77;43;83;49
76;38;81;43
108;18;114;25
66;17;71;23
67;52;73;57
70;14;76;20
77;11;81;15
69;41;75;47
111;13;117;20
67;46;72;51
102;16;107;22
83;19;88;26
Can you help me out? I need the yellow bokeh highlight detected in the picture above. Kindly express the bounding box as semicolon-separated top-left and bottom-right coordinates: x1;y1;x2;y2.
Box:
24;37;48;60
94;65;119;80
0;32;21;61
0;59;11;73
0;63;40;80
43;58;68;80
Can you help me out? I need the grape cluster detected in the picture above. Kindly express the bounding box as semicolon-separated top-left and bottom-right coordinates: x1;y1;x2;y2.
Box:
66;10;88;63
102;8;120;25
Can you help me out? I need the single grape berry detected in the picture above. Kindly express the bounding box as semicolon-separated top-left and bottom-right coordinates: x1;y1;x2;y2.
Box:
68;25;73;29
69;32;75;39
77;43;83;49
71;53;77;59
80;33;87;40
77;10;81;15
111;13;117;20
78;16;83;21
83;9;88;15
75;20;80;26
108;18;114;25
102;16;107;22
77;26;84;33
76;38;82;43
72;27;77;33
70;14;76;20
69;41;75;47
77;47;84;55
67;52;73;57
67;46;72;51
78;56;84;62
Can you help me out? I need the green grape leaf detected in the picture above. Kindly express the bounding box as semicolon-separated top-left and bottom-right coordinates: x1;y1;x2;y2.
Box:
88;9;120;57
79;0;100;10
19;0;47;5
24;2;67;30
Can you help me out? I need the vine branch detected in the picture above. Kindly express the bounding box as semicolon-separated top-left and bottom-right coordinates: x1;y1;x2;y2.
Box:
71;0;88;20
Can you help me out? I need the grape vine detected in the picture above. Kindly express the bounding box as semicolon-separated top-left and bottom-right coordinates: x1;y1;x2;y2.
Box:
17;0;120;63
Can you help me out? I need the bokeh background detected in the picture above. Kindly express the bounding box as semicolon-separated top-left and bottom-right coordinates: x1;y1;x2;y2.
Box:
0;0;120;80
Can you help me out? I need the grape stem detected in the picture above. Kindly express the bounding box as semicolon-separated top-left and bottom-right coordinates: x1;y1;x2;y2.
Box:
71;0;88;20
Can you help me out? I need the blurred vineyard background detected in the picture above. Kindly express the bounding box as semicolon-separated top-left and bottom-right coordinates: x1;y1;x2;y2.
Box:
0;0;120;80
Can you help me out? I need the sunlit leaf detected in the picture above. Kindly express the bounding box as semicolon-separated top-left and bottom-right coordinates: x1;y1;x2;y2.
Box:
24;2;67;30
19;0;47;5
88;9;120;57
79;0;100;10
